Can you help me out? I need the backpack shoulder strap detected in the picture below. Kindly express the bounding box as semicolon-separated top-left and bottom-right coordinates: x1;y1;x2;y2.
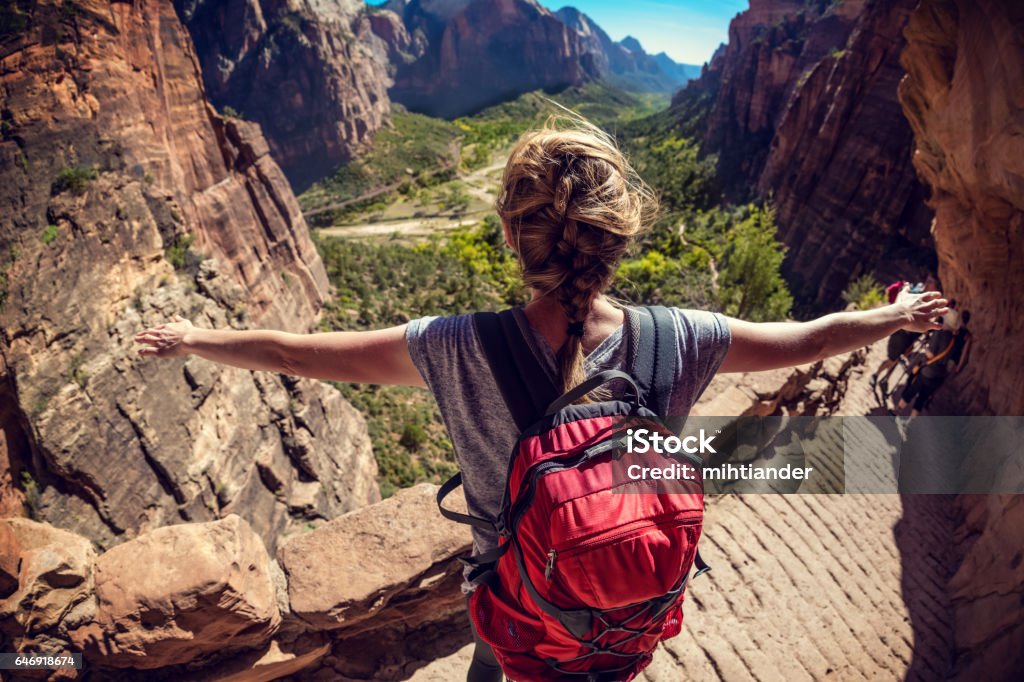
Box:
473;309;559;431
438;309;557;534
626;305;677;414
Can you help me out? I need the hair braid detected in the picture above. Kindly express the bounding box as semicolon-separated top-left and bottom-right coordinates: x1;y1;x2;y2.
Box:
497;114;658;399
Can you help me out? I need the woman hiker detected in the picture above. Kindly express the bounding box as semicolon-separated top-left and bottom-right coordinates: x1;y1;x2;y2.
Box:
135;117;948;681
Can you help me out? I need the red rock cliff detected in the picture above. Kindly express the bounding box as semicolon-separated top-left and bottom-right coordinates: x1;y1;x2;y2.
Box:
0;0;379;552
899;3;1024;676
174;0;394;191
675;0;934;307
389;0;601;118
899;0;1024;417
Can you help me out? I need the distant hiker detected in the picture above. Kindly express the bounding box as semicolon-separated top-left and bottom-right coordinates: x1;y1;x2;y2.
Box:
872;281;921;396
941;298;961;332
898;322;958;416
951;310;973;374
134;116;949;682
908;273;938;295
885;279;906;304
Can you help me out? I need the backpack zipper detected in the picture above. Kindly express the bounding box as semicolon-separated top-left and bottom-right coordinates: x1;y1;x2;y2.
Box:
545;549;558;580
544;514;701;582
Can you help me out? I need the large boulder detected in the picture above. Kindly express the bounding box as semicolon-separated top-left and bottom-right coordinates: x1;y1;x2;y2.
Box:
70;515;280;669
0;518;96;654
278;484;472;634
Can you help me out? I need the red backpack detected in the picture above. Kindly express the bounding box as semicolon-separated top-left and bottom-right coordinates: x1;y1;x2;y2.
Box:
438;305;709;681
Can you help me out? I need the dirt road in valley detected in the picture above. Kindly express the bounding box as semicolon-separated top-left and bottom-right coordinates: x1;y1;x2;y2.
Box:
411;341;957;681
317;159;507;240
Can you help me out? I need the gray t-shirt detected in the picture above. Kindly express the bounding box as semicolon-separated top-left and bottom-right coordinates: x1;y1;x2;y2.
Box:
405;306;731;590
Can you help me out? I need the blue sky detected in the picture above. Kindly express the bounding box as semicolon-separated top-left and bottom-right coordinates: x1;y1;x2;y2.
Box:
367;1;748;65
537;0;747;65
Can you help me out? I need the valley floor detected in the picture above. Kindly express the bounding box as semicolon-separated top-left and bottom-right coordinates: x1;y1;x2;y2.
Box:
410;342;957;681
316;160;506;242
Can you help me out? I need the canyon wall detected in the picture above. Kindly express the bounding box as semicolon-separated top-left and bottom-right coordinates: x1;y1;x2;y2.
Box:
174;0;395;191
899;0;1024;678
674;0;934;307
387;0;601;118
0;0;379;553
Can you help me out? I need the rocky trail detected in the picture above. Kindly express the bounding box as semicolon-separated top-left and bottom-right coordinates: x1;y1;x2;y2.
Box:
412;341;959;681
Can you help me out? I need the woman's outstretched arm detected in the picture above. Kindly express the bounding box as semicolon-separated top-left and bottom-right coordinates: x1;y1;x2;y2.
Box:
133;316;425;387
719;290;948;373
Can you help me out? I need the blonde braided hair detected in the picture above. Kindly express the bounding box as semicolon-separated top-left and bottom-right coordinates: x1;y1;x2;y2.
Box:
496;114;658;397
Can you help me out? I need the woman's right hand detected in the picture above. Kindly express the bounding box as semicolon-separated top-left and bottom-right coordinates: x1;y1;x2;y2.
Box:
134;315;195;358
893;289;949;333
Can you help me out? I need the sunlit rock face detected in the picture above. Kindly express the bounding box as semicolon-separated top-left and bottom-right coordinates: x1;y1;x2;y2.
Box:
387;0;601;118
672;0;934;308
173;0;395;191
0;0;379;552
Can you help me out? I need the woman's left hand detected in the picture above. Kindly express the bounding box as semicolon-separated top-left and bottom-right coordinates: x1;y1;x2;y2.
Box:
134;315;195;358
894;290;949;333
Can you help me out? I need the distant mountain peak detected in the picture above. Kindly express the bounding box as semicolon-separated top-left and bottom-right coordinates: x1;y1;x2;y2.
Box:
417;0;473;20
555;6;602;38
619;35;644;54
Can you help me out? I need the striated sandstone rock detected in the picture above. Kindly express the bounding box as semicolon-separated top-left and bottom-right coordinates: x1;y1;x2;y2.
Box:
759;0;934;305
898;1;1024;678
0;518;96;655
898;0;1024;418
278;483;471;633
946;494;1024;681
388;0;601;118
70;514;280;669
0;1;379;552
673;0;934;307
174;0;394;191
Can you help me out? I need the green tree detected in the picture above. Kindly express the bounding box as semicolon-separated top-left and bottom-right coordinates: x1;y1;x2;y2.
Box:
842;273;886;310
717;206;793;321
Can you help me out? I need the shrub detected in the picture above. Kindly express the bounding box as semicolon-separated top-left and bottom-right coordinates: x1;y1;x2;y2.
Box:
52;165;97;195
20;471;40;520
164;233;205;275
842;274;887;310
68;352;87;388
41;224;59;245
439;185;471;215
717;205;793;321
399;422;428;451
